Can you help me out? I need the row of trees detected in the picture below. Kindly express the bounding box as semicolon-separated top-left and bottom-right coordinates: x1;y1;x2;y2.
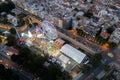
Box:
6;34;17;46
76;28;87;37
0;0;15;13
11;46;71;80
96;36;107;45
0;64;19;80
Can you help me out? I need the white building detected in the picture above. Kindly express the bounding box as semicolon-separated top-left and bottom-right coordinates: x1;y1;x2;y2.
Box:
60;44;86;64
7;14;18;26
109;28;120;44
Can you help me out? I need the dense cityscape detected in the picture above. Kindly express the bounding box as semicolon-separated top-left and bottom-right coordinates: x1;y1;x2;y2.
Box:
0;0;120;80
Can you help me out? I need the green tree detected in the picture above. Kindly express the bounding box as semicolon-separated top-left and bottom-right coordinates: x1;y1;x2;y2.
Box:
108;42;117;48
0;1;15;13
68;18;73;30
106;27;114;34
92;76;99;80
80;64;91;73
11;46;71;80
96;36;106;45
103;64;111;72
76;28;86;37
0;16;8;24
89;54;102;67
6;34;17;46
0;64;5;72
0;64;19;80
9;28;16;35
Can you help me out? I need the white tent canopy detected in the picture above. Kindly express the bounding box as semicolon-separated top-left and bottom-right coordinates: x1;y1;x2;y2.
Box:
58;54;70;64
60;44;86;64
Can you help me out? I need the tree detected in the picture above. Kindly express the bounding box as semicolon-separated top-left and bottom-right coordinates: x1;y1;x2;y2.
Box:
0;15;8;24
94;54;102;60
9;28;16;35
0;1;15;13
6;34;17;46
17;19;25;27
68;18;73;30
0;64;20;80
5;1;15;12
108;42;117;48
89;54;102;67
84;10;93;18
80;64;91;73
92;76;99;80
96;36;107;45
76;28;86;37
103;64;111;72
11;54;19;62
0;64;5;72
29;24;32;28
11;45;72;80
106;27;114;34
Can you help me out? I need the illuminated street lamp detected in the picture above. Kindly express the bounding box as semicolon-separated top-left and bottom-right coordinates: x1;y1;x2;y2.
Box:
101;43;109;51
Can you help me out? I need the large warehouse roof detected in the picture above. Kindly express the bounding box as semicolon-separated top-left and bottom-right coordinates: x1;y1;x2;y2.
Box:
60;44;86;64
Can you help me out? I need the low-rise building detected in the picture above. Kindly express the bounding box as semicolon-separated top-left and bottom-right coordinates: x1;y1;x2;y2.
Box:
5;46;19;55
0;45;19;55
83;25;100;37
7;14;18;26
60;44;87;65
100;32;110;39
109;28;120;44
59;44;87;77
54;38;65;48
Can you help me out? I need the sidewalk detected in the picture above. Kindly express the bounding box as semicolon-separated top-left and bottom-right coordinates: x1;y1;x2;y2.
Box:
72;72;83;80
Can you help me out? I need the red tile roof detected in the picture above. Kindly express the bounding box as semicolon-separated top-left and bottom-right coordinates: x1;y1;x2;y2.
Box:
100;32;110;39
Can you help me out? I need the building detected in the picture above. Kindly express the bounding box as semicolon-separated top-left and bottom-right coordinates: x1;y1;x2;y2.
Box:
11;9;21;15
59;44;87;77
60;44;87;64
83;25;100;37
0;46;19;55
100;32;110;39
5;46;19;55
109;28;120;44
7;14;18;26
54;38;65;48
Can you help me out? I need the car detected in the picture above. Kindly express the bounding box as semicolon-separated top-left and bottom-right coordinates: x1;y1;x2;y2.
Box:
108;53;114;58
